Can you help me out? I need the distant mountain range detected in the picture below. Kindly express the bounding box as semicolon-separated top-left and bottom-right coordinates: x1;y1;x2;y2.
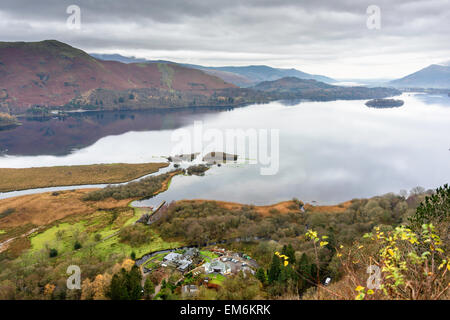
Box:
0;41;400;114
90;53;337;87
182;64;337;87
389;63;450;89
89;53;148;64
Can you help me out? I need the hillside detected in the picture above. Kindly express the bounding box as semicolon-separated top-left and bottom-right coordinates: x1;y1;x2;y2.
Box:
183;64;337;87
89;54;336;87
389;64;450;89
253;77;401;100
0;40;236;113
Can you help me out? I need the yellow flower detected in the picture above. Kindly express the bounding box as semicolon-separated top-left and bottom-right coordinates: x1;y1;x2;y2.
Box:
355;286;365;292
284;261;289;267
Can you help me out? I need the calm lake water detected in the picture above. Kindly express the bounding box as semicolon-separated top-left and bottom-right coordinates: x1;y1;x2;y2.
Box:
1;93;449;205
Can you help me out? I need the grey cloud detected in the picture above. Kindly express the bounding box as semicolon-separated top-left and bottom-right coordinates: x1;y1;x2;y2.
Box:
0;0;449;78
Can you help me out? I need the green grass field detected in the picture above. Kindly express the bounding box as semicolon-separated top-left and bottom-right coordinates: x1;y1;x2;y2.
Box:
143;252;167;269
30;222;86;255
209;273;226;285
27;206;181;263
200;250;219;262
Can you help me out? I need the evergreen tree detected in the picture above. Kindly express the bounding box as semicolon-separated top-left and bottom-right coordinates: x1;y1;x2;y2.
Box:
108;269;129;300
256;268;266;285
285;244;296;264
144;278;155;299
410;184;450;228
49;248;58;258
107;267;143;300
279;266;289;283
74;241;82;250
268;254;281;284
128;266;143;300
297;253;312;294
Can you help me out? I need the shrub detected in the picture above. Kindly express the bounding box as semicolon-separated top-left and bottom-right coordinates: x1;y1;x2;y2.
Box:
186;164;209;176
49;249;58;258
83;171;176;201
74;241;82;250
0;208;15;219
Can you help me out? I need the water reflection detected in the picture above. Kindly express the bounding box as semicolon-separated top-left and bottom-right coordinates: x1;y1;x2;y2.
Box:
1;93;450;205
0;106;235;156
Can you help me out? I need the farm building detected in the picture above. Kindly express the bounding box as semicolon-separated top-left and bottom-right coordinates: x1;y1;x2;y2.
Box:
163;252;182;263
181;285;199;296
204;259;231;275
162;251;194;272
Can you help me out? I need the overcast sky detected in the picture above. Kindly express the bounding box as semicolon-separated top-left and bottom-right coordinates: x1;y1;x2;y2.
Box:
0;0;449;79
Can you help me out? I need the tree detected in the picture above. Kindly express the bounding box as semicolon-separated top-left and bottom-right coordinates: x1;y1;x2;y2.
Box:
74;241;82;250
410;184;450;229
325;228;337;254
410;186;426;196
107;266;143;300
108;270;128;300
128;266;143;300
49;248;58;258
143;278;155;300
161;279;167;290
217;272;262;300
295;253;315;295
81;274;111;300
268;254;281;284
282;244;296;264
256;268;266;285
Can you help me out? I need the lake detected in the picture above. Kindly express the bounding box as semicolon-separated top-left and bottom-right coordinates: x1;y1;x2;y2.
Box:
1;93;449;205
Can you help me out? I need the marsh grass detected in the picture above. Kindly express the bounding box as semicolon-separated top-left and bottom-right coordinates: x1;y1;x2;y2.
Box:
0;162;168;192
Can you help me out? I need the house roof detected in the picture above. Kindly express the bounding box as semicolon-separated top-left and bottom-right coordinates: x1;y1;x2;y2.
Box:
178;259;192;270
164;252;181;262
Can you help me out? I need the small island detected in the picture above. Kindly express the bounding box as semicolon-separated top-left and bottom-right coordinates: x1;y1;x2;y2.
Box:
0;112;21;130
168;152;238;164
365;99;404;108
202;151;238;164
